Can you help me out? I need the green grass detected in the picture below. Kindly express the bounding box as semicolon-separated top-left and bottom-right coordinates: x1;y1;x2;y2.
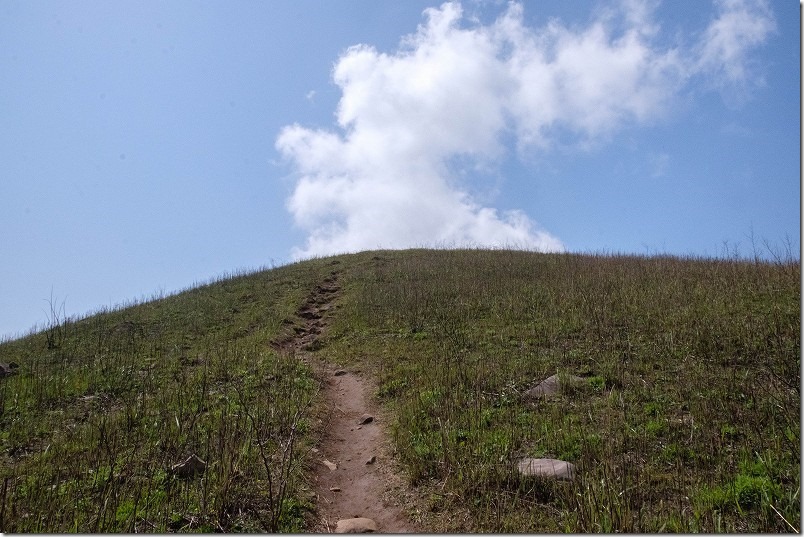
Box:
0;248;799;532
0;258;342;532
322;249;800;533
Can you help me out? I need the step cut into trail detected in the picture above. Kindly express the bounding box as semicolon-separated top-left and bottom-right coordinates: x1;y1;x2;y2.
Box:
271;267;419;533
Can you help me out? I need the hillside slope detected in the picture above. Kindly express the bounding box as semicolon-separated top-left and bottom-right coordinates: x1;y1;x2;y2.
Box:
0;249;800;532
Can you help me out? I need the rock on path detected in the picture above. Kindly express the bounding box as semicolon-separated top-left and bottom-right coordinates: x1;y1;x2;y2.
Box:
313;370;418;533
335;517;379;533
358;414;374;425
281;273;418;532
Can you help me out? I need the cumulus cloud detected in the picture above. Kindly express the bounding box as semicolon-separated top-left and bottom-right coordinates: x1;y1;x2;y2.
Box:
276;0;774;259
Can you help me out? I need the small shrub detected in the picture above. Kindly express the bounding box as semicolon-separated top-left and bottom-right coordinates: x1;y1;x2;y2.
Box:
720;423;739;439
587;376;606;393
377;378;408;399
733;474;780;509
645;418;666;436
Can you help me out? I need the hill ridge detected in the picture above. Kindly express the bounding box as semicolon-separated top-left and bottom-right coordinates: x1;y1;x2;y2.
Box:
0;249;799;532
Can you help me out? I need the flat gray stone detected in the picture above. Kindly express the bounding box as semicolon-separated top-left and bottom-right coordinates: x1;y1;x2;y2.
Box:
334;517;378;533
524;374;585;399
517;457;576;480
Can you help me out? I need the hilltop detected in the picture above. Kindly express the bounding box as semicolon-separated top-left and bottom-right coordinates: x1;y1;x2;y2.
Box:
0;249;799;532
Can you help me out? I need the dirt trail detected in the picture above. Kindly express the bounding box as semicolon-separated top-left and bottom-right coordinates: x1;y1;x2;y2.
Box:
273;269;420;533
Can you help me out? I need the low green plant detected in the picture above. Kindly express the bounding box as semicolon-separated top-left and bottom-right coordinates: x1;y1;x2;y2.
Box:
586;375;606;392
377;378;408;399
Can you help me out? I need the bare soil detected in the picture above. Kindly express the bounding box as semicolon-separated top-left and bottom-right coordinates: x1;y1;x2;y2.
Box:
273;269;422;533
310;366;419;533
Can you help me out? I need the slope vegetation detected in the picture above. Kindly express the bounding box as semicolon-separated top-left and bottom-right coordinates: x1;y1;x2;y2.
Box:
0;249;799;532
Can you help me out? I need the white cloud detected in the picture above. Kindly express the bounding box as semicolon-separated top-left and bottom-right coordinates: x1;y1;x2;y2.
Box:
497;2;686;147
276;0;775;259
696;0;776;86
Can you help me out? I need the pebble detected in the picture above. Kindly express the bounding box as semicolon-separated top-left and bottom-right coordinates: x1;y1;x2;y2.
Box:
358;414;374;425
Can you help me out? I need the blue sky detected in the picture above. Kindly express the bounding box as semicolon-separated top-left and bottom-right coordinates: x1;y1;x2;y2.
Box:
0;0;799;339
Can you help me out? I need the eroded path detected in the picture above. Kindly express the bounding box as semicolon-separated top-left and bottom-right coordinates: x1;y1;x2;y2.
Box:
272;269;420;533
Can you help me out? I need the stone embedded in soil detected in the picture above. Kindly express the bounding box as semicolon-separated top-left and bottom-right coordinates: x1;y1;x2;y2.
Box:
170;453;207;479
334;369;348;376
0;362;18;378
334;517;378;533
299;309;322;320
523;374;585;399
358;414;374;425
366;455;376;465
322;459;337;471
517;457;576;480
329;486;342;492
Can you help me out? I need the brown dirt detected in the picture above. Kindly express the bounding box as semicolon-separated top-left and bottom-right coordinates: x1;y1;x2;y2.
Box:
311;366;420;533
272;269;422;533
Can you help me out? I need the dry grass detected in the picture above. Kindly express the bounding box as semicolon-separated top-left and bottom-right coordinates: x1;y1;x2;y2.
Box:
0;258;341;532
0;248;799;532
323;249;800;532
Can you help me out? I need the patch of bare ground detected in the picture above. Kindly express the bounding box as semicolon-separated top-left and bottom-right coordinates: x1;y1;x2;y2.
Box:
273;270;423;533
311;367;421;533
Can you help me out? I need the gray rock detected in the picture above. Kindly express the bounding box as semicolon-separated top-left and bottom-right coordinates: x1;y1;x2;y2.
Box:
358;414;374;425
517;457;576;480
0;362;18;378
170;454;207;479
524;374;585;399
335;517;378;533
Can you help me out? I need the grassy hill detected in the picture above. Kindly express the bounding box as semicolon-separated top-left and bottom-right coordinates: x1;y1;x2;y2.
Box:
0;249;799;532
